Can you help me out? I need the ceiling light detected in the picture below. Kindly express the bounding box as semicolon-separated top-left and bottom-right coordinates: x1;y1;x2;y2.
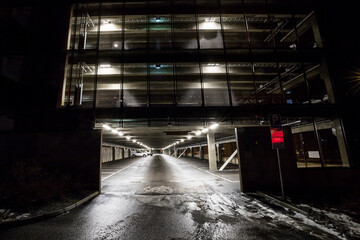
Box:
132;139;136;143
201;128;209;133
126;136;131;140
111;129;118;134
176;141;180;144
181;139;184;142
187;135;192;139
209;123;219;130
113;43;119;48
102;124;111;130
118;132;124;136
195;130;201;135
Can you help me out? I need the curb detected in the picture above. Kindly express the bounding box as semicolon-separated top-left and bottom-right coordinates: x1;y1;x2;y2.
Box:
0;191;100;230
256;191;308;216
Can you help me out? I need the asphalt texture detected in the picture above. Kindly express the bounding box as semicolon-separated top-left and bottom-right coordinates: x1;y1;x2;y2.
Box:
0;155;336;240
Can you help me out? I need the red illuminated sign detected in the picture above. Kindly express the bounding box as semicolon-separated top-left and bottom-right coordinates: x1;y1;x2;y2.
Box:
269;114;285;149
270;127;285;149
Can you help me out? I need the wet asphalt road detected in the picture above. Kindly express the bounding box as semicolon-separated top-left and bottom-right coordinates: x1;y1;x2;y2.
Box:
0;155;333;240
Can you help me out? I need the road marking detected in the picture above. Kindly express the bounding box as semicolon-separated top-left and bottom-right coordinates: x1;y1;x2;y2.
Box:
102;159;142;181
176;158;240;183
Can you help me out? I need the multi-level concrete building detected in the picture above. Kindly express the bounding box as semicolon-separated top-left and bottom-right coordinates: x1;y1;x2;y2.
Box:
1;0;359;199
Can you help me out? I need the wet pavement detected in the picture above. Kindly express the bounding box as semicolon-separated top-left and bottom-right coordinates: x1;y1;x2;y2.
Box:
0;155;339;239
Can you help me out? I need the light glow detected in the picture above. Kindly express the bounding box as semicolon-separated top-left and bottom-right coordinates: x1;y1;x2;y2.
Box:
209;123;219;130
111;129;118;134
102;124;111;130
195;130;201;135
201;128;209;133
187;135;192;139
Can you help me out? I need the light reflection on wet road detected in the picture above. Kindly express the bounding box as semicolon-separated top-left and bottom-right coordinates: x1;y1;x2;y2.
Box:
0;155;333;240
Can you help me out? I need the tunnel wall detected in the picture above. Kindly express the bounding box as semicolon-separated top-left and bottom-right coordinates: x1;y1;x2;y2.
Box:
235;127;299;193
0;130;101;208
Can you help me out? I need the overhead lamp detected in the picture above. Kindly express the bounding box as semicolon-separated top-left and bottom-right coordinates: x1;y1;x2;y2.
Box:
187;135;192;139
195;130;201;135
113;43;119;48
155;64;161;69
201;128;209;133
118;132;124;136
132;139;136;143
111;129;118;134
209;123;219;130
102;124;111;130
99;64;111;68
181;139;184;142
126;136;131;140
176;141;180;144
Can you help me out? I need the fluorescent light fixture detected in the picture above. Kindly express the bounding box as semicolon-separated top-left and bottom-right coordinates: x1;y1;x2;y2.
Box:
102;124;111;130
176;141;180;144
118;132;124;136
132;139;136;143
99;64;111;68
111;129;118;134
195;130;201;135
126;136;131;140
209;123;219;130
201;128;209;133
181;139;184;142
187;135;192;139
113;43;119;48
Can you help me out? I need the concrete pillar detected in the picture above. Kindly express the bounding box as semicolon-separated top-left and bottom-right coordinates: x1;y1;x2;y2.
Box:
207;132;217;171
112;147;115;161
190;147;193;158
174;146;177;157
124;148;129;158
333;118;350;167
216;143;220;163
199;146;203;160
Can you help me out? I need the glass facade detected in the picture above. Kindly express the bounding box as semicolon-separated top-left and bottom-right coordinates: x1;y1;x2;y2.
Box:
62;1;329;108
60;0;349;168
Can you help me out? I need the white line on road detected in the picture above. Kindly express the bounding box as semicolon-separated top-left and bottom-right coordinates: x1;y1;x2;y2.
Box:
102;159;142;181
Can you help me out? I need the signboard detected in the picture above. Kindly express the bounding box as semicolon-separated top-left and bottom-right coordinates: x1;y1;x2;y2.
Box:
269;114;285;149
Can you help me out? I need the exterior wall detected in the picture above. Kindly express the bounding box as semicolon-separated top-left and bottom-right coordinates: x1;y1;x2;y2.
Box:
236;127;299;193
0;130;102;207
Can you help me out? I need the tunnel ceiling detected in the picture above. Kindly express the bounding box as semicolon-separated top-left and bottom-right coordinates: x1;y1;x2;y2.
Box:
100;125;239;149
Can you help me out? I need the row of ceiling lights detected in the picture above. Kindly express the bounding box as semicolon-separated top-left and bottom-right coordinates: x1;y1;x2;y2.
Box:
102;124;151;149
163;123;219;150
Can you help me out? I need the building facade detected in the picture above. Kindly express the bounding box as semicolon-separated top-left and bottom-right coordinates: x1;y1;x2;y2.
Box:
61;0;349;168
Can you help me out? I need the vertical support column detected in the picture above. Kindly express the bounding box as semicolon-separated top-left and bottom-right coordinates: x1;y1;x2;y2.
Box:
199;146;203;160
216;143;220;163
333;118;350;167
207;132;217;171
174;146;177;157
190;147;193;158
124;148;129;158
112;147;115;161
